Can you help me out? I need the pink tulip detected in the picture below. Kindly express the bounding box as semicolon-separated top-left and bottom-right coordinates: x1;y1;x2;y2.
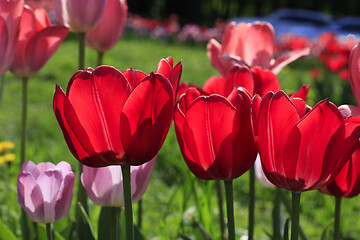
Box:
86;0;127;53
52;0;107;33
81;156;156;206
0;0;24;75
10;6;68;77
207;21;310;76
17;160;74;223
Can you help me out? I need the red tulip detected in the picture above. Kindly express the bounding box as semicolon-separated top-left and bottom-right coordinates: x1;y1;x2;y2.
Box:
0;0;24;75
10;6;68;77
319;148;360;198
86;0;127;53
251;91;360;192
52;0;107;33
174;87;257;180
53;64;177;167
349;43;360;106
207;21;310;76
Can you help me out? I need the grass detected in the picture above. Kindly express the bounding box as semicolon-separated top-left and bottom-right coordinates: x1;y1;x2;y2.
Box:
0;35;359;239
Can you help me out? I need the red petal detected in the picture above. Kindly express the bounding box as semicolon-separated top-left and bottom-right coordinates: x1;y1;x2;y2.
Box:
182;95;236;179
203;76;226;95
225;65;254;96
251;67;281;97
120;73;174;165
122;68;147;89
66;66;131;158
349;43;360;106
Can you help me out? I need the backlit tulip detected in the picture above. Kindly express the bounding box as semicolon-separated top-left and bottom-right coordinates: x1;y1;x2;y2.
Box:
10;6;68;77
54;62;179;167
17;160;74;223
0;0;24;75
349;43;360;106
251;91;360;192
81;156;156;206
174;87;257;180
52;0;107;33
207;21;310;76
86;0;127;53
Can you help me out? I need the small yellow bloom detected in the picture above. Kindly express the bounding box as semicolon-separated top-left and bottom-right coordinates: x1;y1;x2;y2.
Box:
0;141;15;153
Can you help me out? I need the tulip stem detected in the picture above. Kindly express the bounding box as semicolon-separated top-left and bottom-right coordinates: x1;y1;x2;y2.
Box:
46;223;53;240
216;180;225;240
0;74;6;111
20;77;30;240
20;77;28;166
122;165;134;240
334;197;342;240
224;180;235;240
273;188;282;240
97;51;104;66
248;166;255;240
291;192;301;240
78;32;85;69
137;199;142;229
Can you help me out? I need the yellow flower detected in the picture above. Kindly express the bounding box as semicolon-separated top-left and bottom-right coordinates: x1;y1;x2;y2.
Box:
0;153;15;164
0;141;15;153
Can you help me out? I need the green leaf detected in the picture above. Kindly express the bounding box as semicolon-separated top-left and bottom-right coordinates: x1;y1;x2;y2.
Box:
320;224;331;240
0;218;18;240
77;202;95;240
283;218;290;240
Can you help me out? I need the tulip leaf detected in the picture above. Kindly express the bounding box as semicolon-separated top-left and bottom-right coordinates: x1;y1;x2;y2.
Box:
98;207;121;240
320;224;331;240
78;202;95;240
0;219;18;240
283;218;290;240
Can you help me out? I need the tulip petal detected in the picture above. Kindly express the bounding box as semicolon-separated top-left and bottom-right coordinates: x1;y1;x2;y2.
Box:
225;66;254;96
120;73;174;165
257;91;300;188
182;95;236;179
283;100;345;191
131;156;156;203
203;76;226;95
23;26;68;76
55;172;74;221
37;170;63;223
251;67;281;97
349;43;360;106
66;67;131;160
270;48;310;75
242;22;275;69
122;68;147;89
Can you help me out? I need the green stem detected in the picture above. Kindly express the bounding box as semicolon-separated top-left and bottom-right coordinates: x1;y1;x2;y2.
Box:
46;223;53;240
20;77;28;166
122;165;134;240
78;32;85;70
334;197;342;240
216;180;225;240
279;189;308;240
273;188;282;240
137;199;142;229
248;166;255;240
0;74;6;111
224;180;235;240
20;210;30;240
97;51;104;66
291;192;301;240
20;77;29;240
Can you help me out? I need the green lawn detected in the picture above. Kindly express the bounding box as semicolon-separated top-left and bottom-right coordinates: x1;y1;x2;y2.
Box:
0;35;359;239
